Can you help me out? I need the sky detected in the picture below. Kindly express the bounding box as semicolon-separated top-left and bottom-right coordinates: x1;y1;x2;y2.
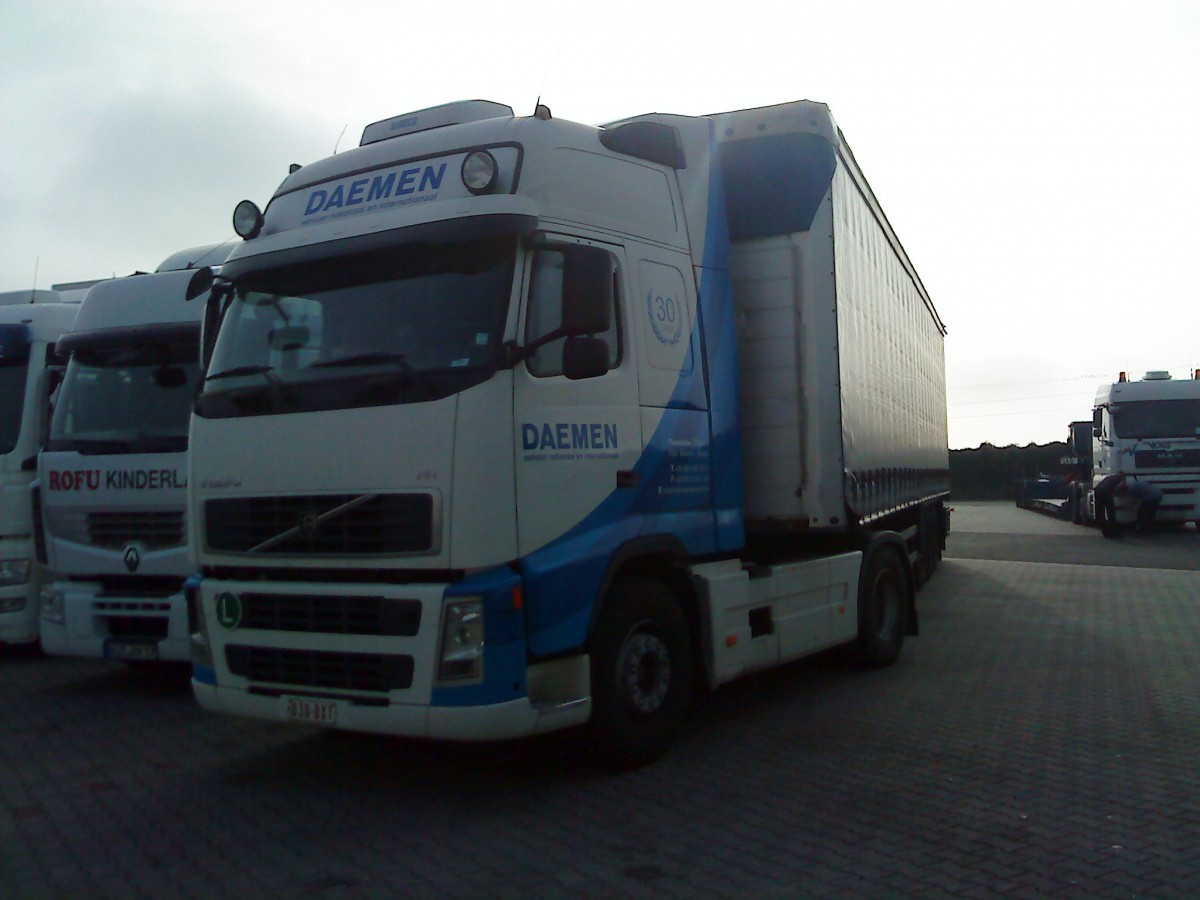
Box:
2;0;1197;449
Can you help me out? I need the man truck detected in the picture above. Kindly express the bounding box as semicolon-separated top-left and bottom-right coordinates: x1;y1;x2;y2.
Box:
37;246;230;662
1083;370;1200;532
186;99;950;766
0;286;94;646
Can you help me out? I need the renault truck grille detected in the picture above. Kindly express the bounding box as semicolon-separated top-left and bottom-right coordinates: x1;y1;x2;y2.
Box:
225;645;414;692
238;593;422;636
205;494;436;555
88;511;186;549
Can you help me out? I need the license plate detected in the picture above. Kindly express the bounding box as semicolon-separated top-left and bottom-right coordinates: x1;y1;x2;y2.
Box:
106;640;159;662
285;696;339;726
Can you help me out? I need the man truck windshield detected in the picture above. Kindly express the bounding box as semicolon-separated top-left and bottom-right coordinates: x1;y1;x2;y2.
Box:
1112;400;1200;439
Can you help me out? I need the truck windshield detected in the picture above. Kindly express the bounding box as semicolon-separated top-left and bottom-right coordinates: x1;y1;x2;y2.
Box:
0;364;29;455
1112;399;1200;439
47;344;199;454
198;236;515;418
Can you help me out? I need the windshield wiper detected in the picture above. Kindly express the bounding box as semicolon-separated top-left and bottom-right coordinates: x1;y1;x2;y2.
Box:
49;438;134;454
311;352;414;371
205;365;279;382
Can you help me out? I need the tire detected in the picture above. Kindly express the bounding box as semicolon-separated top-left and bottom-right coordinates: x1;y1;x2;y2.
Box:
587;576;693;769
855;546;908;669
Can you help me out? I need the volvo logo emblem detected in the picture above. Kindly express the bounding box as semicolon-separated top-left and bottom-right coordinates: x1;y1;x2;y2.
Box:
122;544;141;573
299;511;320;537
216;592;242;630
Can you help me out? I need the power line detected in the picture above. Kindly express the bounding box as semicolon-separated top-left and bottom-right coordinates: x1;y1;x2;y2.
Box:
948;390;1094;407
950;365;1195;391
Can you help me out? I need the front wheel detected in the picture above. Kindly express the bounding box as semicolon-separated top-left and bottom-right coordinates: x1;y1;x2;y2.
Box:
587;577;693;769
855;546;909;668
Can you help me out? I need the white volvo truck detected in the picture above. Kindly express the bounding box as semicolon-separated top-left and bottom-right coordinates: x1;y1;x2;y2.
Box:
1087;370;1200;530
187;100;949;766
0;286;95;645
37;246;230;662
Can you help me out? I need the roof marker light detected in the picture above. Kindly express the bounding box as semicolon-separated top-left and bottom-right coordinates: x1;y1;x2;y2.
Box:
461;151;498;195
232;200;264;240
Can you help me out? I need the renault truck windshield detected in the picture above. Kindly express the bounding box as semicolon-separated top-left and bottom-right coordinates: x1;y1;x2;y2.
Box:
198;237;515;418
48;343;199;454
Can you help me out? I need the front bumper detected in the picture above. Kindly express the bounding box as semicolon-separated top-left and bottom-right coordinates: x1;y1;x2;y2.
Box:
40;583;190;661
190;572;591;741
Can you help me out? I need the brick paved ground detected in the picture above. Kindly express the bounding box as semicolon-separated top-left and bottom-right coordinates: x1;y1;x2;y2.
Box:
2;502;1198;898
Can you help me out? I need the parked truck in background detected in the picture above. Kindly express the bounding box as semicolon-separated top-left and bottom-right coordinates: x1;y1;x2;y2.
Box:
1014;419;1093;519
37;245;231;662
1083;370;1200;532
0;285;97;645
186;99;949;765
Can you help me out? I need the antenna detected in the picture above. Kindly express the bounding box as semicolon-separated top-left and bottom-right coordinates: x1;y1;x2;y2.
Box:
333;124;349;154
30;257;40;302
533;96;552;121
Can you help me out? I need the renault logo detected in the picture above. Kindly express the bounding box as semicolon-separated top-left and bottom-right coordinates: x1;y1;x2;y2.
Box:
122;544;141;573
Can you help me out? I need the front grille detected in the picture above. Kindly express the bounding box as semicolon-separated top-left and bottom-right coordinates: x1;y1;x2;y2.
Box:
92;511;186;549
225;645;414;692
238;593;421;636
205;494;436;555
1134;448;1200;469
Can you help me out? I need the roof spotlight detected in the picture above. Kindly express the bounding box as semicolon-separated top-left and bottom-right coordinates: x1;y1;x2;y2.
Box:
233;200;264;240
461;151;498;195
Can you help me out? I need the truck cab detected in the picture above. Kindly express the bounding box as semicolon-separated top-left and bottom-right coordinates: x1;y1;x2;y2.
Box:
1090;370;1200;527
0;289;90;645
37;248;229;662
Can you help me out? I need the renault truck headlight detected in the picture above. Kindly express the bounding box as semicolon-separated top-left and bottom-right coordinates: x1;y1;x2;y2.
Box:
40;588;65;623
438;598;484;681
0;559;31;588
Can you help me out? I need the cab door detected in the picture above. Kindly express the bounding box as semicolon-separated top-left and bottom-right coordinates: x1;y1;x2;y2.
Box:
513;236;642;557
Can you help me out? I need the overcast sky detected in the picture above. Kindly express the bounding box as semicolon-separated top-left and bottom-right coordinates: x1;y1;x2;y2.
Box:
2;0;1197;449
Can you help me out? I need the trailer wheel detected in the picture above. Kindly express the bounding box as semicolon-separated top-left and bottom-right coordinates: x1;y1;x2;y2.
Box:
587;577;693;769
855;546;908;668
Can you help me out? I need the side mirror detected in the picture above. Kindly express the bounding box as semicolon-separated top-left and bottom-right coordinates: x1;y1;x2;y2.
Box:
561;246;612;336
563;336;609;380
186;267;215;302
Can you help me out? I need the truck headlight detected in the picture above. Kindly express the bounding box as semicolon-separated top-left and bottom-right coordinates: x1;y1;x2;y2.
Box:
40;588;65;623
438;598;484;682
0;559;31;587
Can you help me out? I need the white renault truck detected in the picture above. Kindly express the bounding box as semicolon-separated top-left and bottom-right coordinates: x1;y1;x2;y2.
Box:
1087;370;1200;530
37;246;230;662
0;287;94;646
187;99;949;765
